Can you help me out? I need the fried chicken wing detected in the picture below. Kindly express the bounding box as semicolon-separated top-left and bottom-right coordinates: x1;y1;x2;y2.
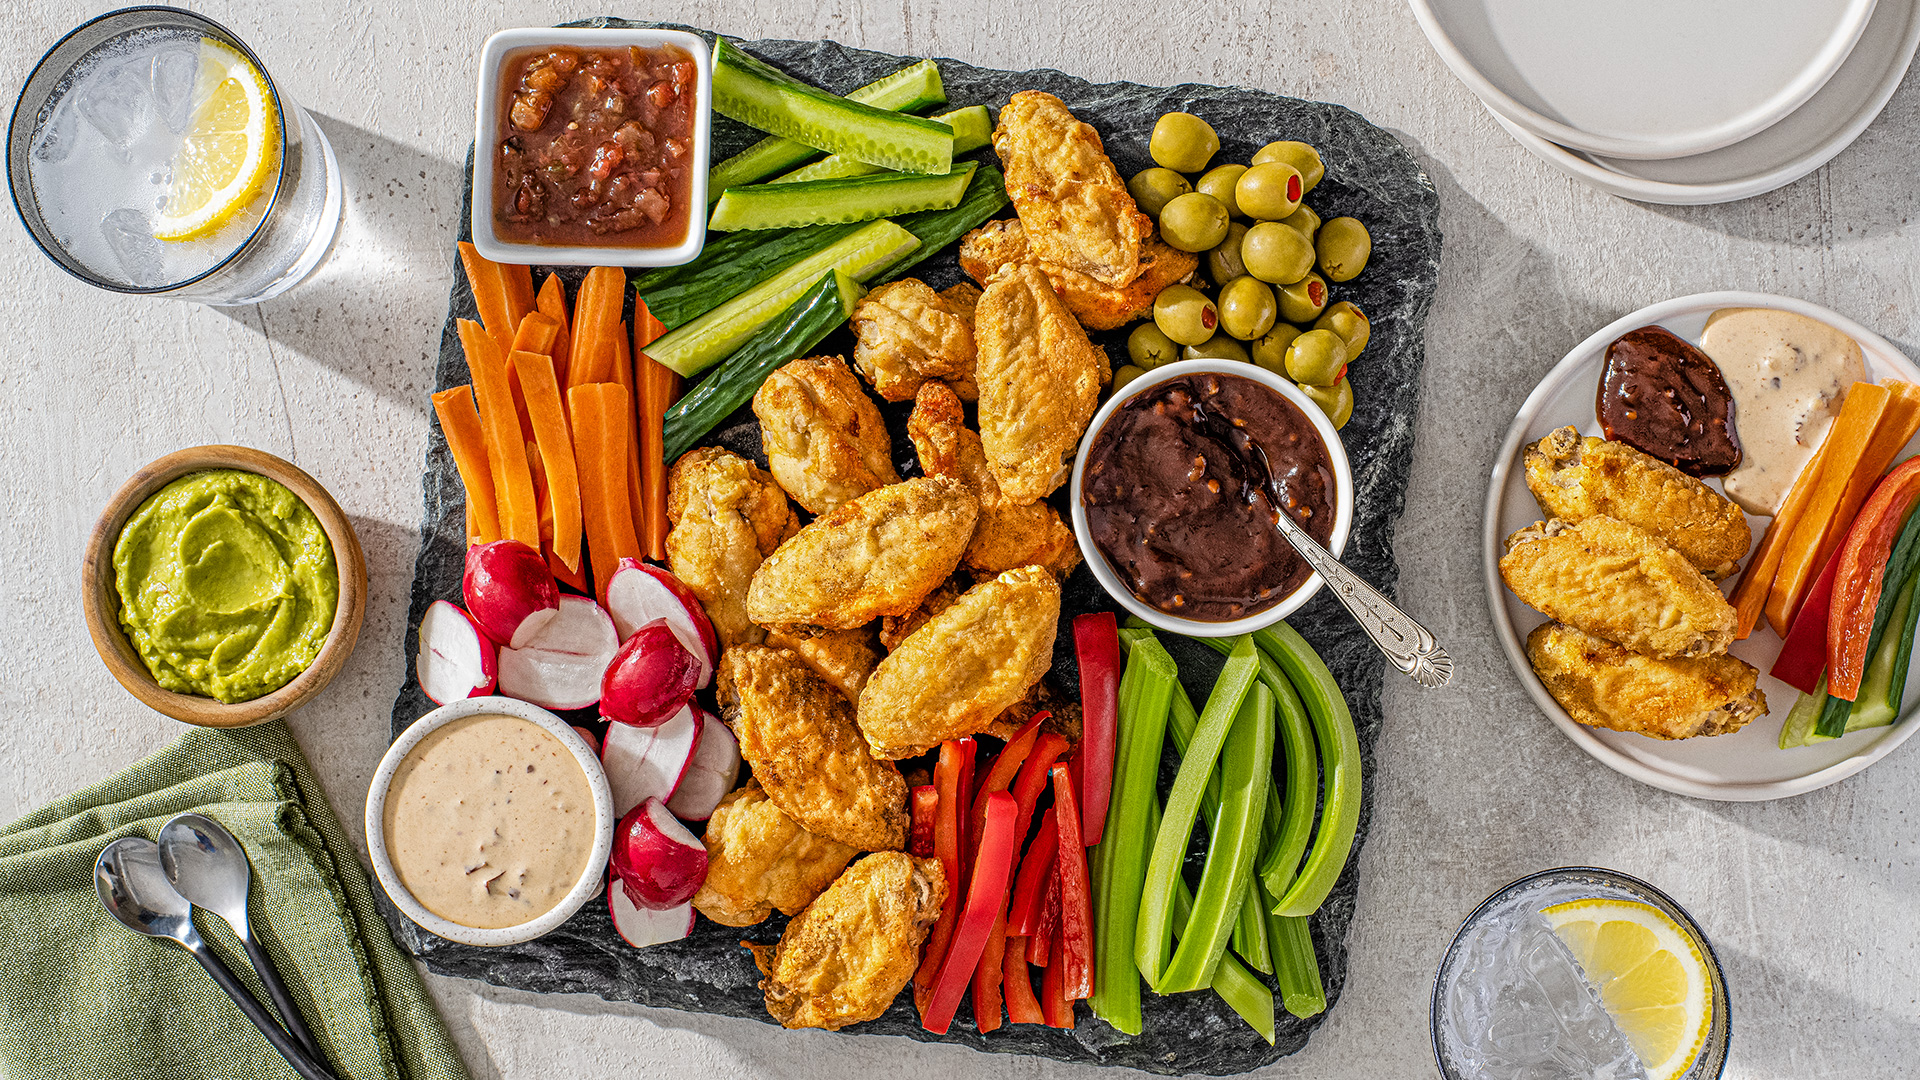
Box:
665;447;801;650
907;380;1080;577
857;565;1061;759
746;477;978;632
753;355;899;516
1525;427;1751;581
973;264;1106;503
878;574;967;651
692;782;858;927
719;645;907;851
746;851;945;1030
1500;516;1737;658
1527;622;1765;739
993;90;1151;288
958;217;1197;331
849;279;979;403
765;626;881;703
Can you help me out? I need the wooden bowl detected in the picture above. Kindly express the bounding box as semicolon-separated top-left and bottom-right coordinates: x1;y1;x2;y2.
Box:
81;445;368;727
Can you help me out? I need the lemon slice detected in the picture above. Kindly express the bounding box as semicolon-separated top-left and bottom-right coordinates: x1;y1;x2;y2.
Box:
153;39;278;241
1542;899;1712;1080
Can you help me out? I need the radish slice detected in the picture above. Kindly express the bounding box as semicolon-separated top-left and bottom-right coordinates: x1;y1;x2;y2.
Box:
665;711;741;821
607;879;694;948
463;540;561;648
610;797;710;910
605;559;718;687
415;601;498;704
496;595;619;710
600;620;701;728
602;704;704;817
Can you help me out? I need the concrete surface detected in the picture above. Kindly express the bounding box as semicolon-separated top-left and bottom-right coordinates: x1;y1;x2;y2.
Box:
2;2;1915;1078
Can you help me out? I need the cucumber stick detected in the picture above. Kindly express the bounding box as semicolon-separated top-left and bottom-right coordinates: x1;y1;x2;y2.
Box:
1847;561;1920;731
874;164;1010;283
771;105;993;184
709;162;977;232
712;39;953;175
707;58;945;199
646;219;918;378
632;222;864;330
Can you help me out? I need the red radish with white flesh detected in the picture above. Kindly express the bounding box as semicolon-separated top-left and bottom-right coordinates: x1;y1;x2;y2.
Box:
415;601;498;704
600;620;701;728
610;797;709;910
607;879;693;948
665;710;742;821
602;704;704;817
496;594;619;710
605;559;718;686
463;540;561;648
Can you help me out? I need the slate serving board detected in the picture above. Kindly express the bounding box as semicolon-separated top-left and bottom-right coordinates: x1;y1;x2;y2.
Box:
384;20;1441;1075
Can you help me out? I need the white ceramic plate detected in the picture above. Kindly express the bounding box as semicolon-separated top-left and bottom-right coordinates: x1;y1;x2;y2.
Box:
1484;292;1920;801
1486;0;1920;205
1410;0;1877;160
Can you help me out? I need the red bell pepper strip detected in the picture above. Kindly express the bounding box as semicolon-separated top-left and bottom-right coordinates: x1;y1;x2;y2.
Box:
1041;926;1075;1028
923;791;1019;1035
908;785;939;858
1073;612;1121;846
1831;458;1920;699
971;712;1048;852
1028;865;1059;966
1771;545;1844;695
913;739;973;1014
1010;732;1070;842
971;903;1009;1033
1050;764;1095;999
1003;936;1045;1024
1007;810;1060;937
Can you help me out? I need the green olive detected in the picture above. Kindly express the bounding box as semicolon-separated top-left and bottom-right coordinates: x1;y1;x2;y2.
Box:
1240;221;1316;285
1280;204;1321;243
1235;162;1304;220
1149;112;1219;173
1314;301;1371;358
1284;328;1348;386
1299;376;1354;429
1183;334;1252;364
1157;192;1230;253
1252;141;1325;194
1207;221;1250;285
1217;276;1277;341
1316;216;1372;282
1127;167;1192;218
1251;325;1303;376
1195;164;1248;218
1152;283;1219;346
1112;364;1148;396
1276;272;1328;324
1127;321;1181;369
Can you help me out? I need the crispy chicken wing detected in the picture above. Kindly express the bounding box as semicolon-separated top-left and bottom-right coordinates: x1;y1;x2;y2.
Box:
719;645;907;851
753;355;899;516
746;477;978;632
1527;622;1765;739
665;447;801;650
849;280;979;403
974;264;1106;504
958;217;1197;331
993;90;1151;288
857;566;1062;759
878;574;967;651
746;851;945;1030
1525;427;1751;581
907;381;1080;577
1500;516;1737;659
765;626;881;703
692;782;858;927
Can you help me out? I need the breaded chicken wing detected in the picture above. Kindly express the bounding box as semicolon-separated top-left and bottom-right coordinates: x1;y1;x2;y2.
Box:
974;264;1106;503
1527;622;1765;739
993;91;1151;287
1525;427;1751;581
958;217;1197;331
857;566;1061;759
1500;516;1737;658
692;782;858;927
719;645;907;851
878;574;967;651
665;447;801;650
746;851;945;1030
849;279;979;403
753;355;899;516
746;477;978;632
766;626;881;703
907;380;1079;577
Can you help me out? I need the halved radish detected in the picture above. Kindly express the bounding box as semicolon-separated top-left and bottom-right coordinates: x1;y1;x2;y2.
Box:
463;540;561;648
606;559;718;686
496;594;619;710
600;620;701;728
608;879;694;948
611;797;709;910
665;711;742;822
415;600;498;704
603;704;703;817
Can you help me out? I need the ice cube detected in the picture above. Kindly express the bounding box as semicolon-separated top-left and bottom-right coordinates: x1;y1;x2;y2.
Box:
32;96;79;165
100;208;165;287
150;44;199;134
1488;981;1557;1062
74;57;153;160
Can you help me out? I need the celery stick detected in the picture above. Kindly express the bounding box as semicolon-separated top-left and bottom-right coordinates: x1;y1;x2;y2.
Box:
1255;625;1362;918
706;58;945;199
1165;678;1271;976
1263;877;1326;1019
1157;799;1277;1044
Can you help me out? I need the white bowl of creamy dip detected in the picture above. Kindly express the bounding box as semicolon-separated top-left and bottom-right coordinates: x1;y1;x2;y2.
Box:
365;695;613;947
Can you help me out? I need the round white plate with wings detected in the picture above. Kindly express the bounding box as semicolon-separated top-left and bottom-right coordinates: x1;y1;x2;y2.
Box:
1484;291;1920;801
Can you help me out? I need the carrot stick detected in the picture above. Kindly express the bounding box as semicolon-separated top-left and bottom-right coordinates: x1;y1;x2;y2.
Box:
459;319;540;549
634;300;675;561
431;385;499;545
537;273;573;387
612;321;647;553
571;340;616;389
514;350;584;574
1767;382;1892;635
567;267;627;389
503;262;536;334
502;314;560;445
457;241;531;358
569;383;644;599
527;439;553;546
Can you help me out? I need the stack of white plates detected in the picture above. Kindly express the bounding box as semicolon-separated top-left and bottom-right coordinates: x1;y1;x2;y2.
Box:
1410;0;1920;204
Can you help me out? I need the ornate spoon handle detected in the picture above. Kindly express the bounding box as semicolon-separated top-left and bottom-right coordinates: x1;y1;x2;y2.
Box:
1272;510;1453;688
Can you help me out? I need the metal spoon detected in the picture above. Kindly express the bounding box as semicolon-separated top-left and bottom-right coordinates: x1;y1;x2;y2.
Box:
1268;507;1454;687
94;838;340;1080
158;813;328;1068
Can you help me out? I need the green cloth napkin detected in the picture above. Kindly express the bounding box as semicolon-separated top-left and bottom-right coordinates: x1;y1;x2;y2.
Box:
0;722;470;1080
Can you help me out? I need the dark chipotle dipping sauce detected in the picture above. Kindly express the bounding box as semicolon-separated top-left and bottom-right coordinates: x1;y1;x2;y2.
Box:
1597;325;1741;477
495;45;697;247
1082;373;1337;622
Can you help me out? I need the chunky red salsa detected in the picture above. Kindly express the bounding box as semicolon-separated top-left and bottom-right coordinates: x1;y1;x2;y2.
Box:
494;44;697;247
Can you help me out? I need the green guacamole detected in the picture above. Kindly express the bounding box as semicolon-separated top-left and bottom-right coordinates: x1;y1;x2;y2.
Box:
113;469;338;703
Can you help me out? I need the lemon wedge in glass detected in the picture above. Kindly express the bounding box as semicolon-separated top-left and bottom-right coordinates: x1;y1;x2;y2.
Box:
1542;898;1712;1080
153;39;278;242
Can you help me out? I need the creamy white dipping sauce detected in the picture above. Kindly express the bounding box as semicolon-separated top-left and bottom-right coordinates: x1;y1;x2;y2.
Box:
383;714;597;930
1700;308;1867;515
